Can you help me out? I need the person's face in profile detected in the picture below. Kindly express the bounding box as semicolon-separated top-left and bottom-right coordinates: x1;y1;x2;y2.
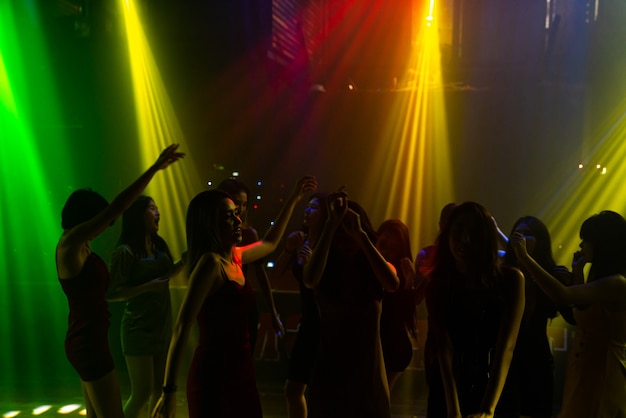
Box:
231;191;248;221
303;197;324;235
218;198;242;248
144;199;160;235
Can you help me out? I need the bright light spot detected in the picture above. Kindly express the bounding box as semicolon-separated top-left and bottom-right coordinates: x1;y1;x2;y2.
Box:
348;84;354;90
207;181;213;186
253;204;258;209
601;167;607;175
270;221;275;226
79;409;87;416
256;195;261;200
3;411;20;418
578;163;584;169
232;171;239;177
596;164;602;169
257;181;262;186
32;406;52;415
266;261;275;268
58;404;81;414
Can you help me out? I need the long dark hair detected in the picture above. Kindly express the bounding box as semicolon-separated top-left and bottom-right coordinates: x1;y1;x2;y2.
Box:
186;190;232;275
580;210;626;282
377;219;417;337
431;201;501;287
117;196;172;260
504;216;555;271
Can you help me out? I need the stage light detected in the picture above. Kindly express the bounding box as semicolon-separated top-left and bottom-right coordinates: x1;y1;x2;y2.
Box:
58;404;81;414
120;0;204;257
32;406;52;415
361;0;453;252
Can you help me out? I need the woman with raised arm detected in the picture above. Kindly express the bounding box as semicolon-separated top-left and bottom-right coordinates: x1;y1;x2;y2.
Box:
217;178;285;350
271;192;327;418
511;210;626;418
56;144;184;418
425;202;524;418
496;216;573;418
151;176;317;418
303;192;399;418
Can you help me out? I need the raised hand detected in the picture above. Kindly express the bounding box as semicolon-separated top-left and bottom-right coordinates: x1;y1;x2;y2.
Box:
326;192;348;227
509;232;529;258
151;392;176;418
153;144;185;171
292;176;318;199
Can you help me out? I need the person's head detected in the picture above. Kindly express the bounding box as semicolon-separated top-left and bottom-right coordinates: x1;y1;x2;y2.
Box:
579;210;626;280
332;199;377;253
217;178;250;224
376;219;413;266
61;188;109;230
439;202;457;231
303;192;328;240
117;196;168;257
435;201;500;281
186;190;242;273
505;216;555;270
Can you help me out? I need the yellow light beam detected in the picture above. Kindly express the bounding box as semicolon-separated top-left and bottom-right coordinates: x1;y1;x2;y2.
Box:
120;0;204;257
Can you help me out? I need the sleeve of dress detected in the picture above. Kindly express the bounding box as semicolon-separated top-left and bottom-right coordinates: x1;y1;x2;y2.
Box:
109;246;135;295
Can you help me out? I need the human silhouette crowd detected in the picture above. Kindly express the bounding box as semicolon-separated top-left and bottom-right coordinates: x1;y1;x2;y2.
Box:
56;145;626;418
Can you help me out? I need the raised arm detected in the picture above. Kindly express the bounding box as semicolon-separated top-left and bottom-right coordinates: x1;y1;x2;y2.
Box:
240;176;317;264
511;232;626;307
57;145;184;280
152;252;222;418
342;208;399;292
302;193;346;289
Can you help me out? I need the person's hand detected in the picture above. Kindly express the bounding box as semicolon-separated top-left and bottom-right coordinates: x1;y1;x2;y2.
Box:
151;392;176;418
292;176;318;199
271;310;285;338
572;250;587;272
285;231;306;254
509;232;529;259
153;144;185;171
148;276;170;292
326;192;348;228
297;243;313;265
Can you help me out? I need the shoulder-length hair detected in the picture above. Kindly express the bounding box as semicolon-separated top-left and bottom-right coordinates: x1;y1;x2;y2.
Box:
580;210;626;281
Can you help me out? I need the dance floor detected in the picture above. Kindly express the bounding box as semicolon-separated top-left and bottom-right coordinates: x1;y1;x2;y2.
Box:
1;364;427;418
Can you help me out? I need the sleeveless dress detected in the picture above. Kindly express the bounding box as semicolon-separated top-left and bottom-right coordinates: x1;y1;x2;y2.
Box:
558;303;626;418
59;252;114;381
186;268;262;418
307;250;390;418
426;272;505;417
110;246;173;355
286;262;320;383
